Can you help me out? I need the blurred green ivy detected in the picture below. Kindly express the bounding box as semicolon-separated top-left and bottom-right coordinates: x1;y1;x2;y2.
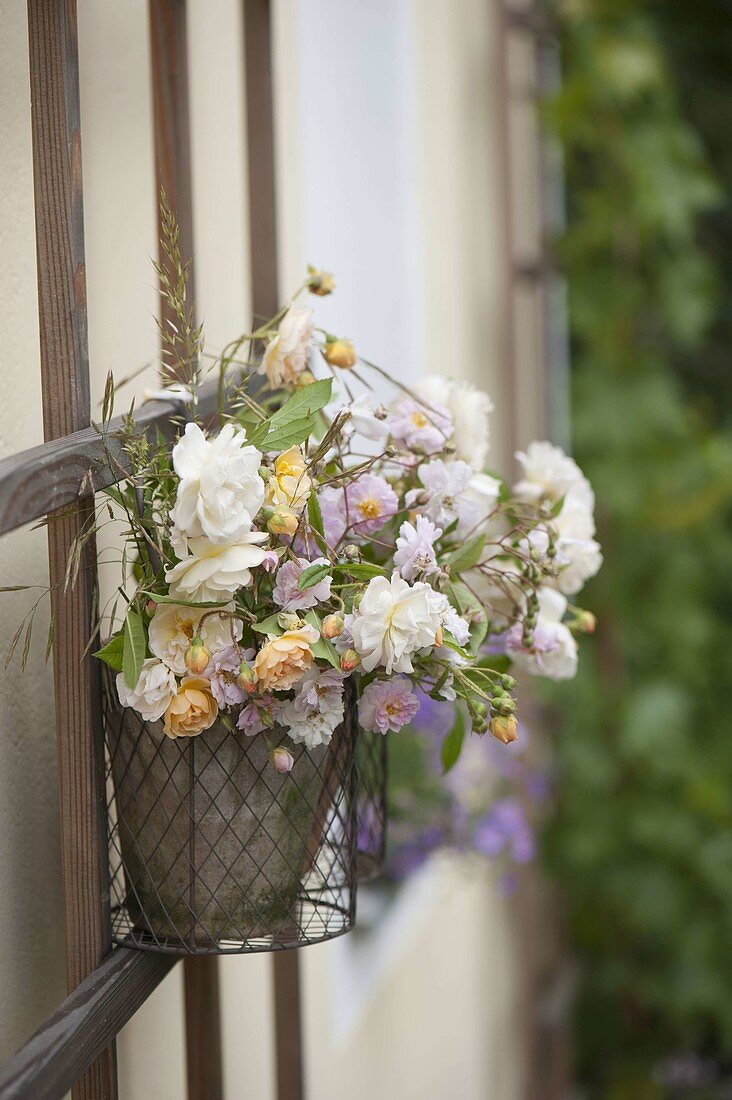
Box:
543;0;732;1091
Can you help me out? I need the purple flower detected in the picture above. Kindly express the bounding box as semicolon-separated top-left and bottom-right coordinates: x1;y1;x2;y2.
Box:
473;798;535;865
358;677;420;734
237;695;278;736
272;556;332;611
344;474;398;536
315;486;347;547
390;397;452;456
404;459;473;530
394;515;441;580
205;645;254;708
260;549;280;573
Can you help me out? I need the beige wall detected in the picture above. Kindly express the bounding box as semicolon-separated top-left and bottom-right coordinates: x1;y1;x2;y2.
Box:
0;2;535;1096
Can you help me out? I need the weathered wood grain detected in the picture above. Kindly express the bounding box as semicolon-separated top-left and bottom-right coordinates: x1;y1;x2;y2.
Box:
184;958;223;1100
0;386;219;538
149;0;196;343
0;949;175;1100
27;1;116;1096
244;0;279;322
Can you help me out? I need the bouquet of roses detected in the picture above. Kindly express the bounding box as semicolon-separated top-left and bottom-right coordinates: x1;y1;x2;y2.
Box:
87;226;600;776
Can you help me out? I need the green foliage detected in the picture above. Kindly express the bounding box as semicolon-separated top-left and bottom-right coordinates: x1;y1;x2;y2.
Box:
122;607;147;691
544;0;732;1089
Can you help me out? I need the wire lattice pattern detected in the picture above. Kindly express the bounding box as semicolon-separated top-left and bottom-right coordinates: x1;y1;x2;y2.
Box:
355;730;387;880
104;677;358;955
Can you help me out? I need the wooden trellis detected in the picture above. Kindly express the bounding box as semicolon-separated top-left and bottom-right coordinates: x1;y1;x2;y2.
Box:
0;1;303;1097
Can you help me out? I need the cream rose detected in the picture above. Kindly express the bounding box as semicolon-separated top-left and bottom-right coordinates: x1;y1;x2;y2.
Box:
264;445;312;516
169;422;264;552
148;601;242;675
116;659;176;722
165;533;269;603
349;573;443;675
260;307;314;387
163;676;219;739
253;623;319;692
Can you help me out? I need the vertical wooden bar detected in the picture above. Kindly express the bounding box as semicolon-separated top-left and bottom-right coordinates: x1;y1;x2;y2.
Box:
26;2;117;1098
148;3;224;1096
243;2;305;1097
149;0;196;329
184;957;224;1100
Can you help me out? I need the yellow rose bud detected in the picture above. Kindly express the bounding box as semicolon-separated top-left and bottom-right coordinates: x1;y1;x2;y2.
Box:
434;624;444;647
340;648;360;673
164;677;218;739
307;268;335;297
575;610;597;634
267;507;300;537
322;613;344;639
295;369;316;388
236;661;256;694
490;715;518;746
323;338;357;369
184;636;210;675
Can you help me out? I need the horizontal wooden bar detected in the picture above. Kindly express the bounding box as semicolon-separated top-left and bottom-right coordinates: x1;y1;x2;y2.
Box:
0;385;219;538
0;949;176;1100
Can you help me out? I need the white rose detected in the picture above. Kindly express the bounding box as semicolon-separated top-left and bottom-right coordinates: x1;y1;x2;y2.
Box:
420;375;493;471
149;600;243;675
345;398;390;442
169;422;264;552
513;440;594;512
116;659;177;721
507;587;578;681
165;533;268;603
350;573;443;674
260;306;314;387
551;501;602;595
458;471;502;536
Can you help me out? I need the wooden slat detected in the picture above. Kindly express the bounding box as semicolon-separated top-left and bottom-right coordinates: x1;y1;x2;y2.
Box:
149;0;196;333
243;3;306;1096
272;954;304;1100
0;386;219;538
184;958;224;1100
0;950;175;1100
148;3;225;1093
27;2;116;1097
244;0;279;322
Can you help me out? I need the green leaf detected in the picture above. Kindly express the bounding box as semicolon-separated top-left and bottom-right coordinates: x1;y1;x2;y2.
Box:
297;562;331;591
268;378;333;426
304;611;341;669
261;415;316;452
94;632;125;672
441;708;466;774
468;615;489;656
306;490;323;541
122;607;147;690
252;613;284;636
141;591;226;609
444;534;486;575
333;562;388;580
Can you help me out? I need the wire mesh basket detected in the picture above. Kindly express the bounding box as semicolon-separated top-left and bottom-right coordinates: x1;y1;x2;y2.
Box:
355;730;387;880
104;675;359;955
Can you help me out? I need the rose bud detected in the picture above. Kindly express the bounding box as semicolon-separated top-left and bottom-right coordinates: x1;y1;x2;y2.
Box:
236;661;257;694
322;613;345;639
490;715;519;745
267;507;299;537
270;746;295;773
575;610;597;634
340;648;360;673
184;636;210;675
323;338;357;369
434;624;444;647
307;268;335;297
